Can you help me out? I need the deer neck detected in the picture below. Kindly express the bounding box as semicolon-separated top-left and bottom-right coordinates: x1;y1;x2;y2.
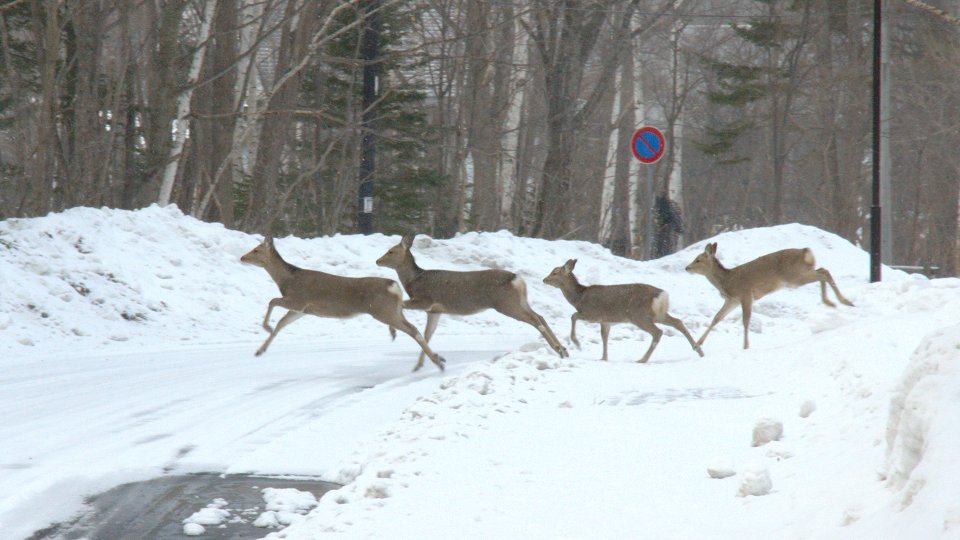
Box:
705;261;735;294
264;249;301;288
393;253;424;288
559;276;587;307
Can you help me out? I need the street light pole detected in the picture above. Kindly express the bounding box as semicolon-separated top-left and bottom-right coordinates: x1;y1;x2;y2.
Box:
870;0;883;282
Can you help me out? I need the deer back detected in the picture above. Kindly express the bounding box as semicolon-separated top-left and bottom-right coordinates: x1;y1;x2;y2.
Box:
574;283;665;322
729;248;815;300
406;268;519;315
293;268;388;301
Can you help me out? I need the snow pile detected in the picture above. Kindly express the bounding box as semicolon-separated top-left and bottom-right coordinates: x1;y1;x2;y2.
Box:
0;205;263;354
178;487;319;535
253;487;318;528
182;498;230;536
826;325;960;538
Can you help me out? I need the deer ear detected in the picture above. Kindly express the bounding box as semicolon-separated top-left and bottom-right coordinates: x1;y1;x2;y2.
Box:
565;259;578;270
401;234;415;249
707;242;717;255
264;235;274;246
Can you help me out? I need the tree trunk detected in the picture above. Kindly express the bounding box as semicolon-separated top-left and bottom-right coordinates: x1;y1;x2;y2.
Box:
608;38;636;256
242;0;306;232
158;0;216;206
29;0;61;215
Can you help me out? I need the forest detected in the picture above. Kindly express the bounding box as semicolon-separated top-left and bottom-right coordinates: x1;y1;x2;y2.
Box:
0;0;957;275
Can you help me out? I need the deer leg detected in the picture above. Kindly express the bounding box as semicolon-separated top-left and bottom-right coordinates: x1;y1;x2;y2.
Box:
496;304;568;358
633;317;663;364
741;298;752;350
659;312;705;358
818;279;836;307
599;322;611;361
396;318;446;372
698;298;739;347
817;268;854;307
255;310;303;356
371;308;445;372
261;298;289;333
413;312;443;371
531;310;568;358
570;313;582;348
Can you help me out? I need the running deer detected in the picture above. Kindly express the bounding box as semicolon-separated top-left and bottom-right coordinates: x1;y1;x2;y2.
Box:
543;259;704;363
240;236;446;371
685;242;854;349
376;234;568;369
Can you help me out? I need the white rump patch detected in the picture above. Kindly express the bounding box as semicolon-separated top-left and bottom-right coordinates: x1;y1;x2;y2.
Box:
652;291;669;318
511;276;531;309
387;282;403;299
803;248;816;266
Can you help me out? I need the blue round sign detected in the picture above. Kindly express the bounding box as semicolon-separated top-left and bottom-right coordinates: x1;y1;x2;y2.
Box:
631;127;665;164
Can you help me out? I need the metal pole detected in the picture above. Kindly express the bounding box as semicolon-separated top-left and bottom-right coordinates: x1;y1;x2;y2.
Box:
358;0;379;235
880;9;893;265
870;0;883;282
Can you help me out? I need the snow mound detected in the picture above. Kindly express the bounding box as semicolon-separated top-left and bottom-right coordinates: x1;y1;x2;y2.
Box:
254;487;319;528
885;325;960;500
825;324;960;539
182;497;230;535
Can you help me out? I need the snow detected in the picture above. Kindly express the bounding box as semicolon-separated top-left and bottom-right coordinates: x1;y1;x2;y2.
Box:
1;205;958;539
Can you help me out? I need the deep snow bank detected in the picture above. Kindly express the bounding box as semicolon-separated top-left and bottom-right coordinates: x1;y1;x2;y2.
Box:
874;325;960;537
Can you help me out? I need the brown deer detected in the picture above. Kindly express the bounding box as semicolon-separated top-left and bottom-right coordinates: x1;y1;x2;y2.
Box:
376;234;568;369
685;242;854;349
543;259;704;363
240;236;446;371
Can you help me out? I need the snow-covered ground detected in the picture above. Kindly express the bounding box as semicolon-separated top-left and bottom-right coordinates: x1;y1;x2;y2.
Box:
1;205;958;539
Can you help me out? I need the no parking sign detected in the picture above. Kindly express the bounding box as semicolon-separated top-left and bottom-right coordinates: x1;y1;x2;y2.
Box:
631;126;665;164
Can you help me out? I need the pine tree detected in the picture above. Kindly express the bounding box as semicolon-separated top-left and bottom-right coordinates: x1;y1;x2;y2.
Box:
696;0;815;224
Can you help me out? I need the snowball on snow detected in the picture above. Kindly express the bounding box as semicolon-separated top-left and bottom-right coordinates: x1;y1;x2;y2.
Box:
182;522;205;536
737;464;773;497
752;418;783;447
798;400;817;418
707;458;736;479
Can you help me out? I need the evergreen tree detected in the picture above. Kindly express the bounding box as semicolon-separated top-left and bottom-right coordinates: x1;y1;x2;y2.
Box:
275;2;441;236
696;0;815;224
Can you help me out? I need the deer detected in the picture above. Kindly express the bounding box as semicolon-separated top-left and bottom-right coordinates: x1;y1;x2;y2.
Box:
375;234;568;369
543;259;704;363
685;242;855;350
240;236;446;371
